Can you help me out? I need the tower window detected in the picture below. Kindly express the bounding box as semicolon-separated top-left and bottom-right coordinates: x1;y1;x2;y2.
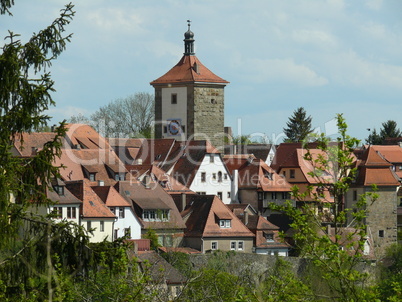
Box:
171;93;177;104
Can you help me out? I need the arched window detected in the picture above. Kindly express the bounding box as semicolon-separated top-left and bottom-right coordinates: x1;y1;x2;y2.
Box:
218;171;222;182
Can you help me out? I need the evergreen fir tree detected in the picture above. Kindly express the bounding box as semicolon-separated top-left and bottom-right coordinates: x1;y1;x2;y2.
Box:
283;107;313;142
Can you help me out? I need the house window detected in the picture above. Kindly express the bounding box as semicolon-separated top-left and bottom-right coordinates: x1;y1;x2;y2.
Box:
110;207;115;215
163;126;167;133
224;173;228;180
218;171;222;182
271;192;277;199
282;192;288;199
290;169;295;179
201;172;206;182
55;185;64;196
114;229;118;240
119;207;125;218
53;207;62;219
219;219;231;228
143;210;149;220
100;221;104;232
149;210;156;220
353;190;357;201
238;241;244;250
217;192;223;200
258;192;263;201
227;192;231;198
210;155;214;163
399;198;402;207
283;171;286;177
89;173;95;181
230;241;236;250
212;173;216;180
181;125;186;133
265;233;274;242
160;210;169;221
171;93;177;104
67;207;76;219
87;221;92;230
379;230;384;238
211;241;218;250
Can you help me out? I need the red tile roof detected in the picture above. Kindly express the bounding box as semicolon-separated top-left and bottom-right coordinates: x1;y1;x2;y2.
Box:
65;180;116;219
91;185;131;207
182;195;254;238
150;55;229;85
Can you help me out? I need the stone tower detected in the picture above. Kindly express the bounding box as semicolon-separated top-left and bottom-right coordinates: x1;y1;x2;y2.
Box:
150;21;229;149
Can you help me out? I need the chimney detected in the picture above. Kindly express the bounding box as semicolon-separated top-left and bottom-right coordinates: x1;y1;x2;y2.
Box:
244;210;249;226
143;175;151;189
231;169;239;203
181;193;187;212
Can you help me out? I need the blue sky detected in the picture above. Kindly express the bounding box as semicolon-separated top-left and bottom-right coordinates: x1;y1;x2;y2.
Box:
2;0;402;143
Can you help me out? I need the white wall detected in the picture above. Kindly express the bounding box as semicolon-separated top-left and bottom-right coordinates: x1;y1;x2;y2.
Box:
50;205;80;225
81;219;114;243
161;86;187;140
190;154;232;204
113;206;142;240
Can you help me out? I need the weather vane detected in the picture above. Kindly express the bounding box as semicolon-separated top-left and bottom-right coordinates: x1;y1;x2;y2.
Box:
187;20;191;30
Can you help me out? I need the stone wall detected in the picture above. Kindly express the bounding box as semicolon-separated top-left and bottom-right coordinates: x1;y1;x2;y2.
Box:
192;85;225;149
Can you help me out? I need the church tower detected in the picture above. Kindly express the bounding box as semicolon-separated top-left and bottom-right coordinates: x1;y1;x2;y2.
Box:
150;21;229;149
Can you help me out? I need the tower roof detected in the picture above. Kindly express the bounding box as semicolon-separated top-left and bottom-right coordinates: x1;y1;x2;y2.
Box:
150;22;229;86
150;54;229;85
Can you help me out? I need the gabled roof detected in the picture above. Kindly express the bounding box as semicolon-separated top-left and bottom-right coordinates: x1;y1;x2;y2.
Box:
134;251;187;285
150;55;229;85
91;185;131;207
12;132;57;156
181;195;254;238
355;146;400;186
47;183;82;205
54;149;130;186
224;144;275;161
171;140;222;187
64;123;111;150
115;181;186;230
65;180;115;219
236;158;292;192
370;145;402;164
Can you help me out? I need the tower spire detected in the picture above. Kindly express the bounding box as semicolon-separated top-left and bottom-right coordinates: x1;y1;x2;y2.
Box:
184;20;195;56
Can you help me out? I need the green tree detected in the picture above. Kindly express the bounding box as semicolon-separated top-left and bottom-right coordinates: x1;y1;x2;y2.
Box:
0;2;102;299
366;128;382;145
366;120;401;145
271;114;379;301
380;120;401;141
69;92;155;138
283;107;313;142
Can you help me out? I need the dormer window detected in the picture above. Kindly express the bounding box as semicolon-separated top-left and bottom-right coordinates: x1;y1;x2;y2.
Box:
264;232;274;242
219;219;231;228
54;185;64;196
89;173;96;181
142;210;169;221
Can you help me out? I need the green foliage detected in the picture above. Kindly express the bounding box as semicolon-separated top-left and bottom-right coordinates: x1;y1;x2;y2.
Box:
271;114;380;301
283;107;313;142
376;244;402;301
366;120;401;145
161;251;193;278
232;134;252;145
142;228;160;250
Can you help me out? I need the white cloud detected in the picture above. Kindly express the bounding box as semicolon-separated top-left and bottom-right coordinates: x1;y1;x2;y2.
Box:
292;29;338;48
244;58;328;87
327;0;345;10
86;8;145;35
329;51;402;88
365;0;383;10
